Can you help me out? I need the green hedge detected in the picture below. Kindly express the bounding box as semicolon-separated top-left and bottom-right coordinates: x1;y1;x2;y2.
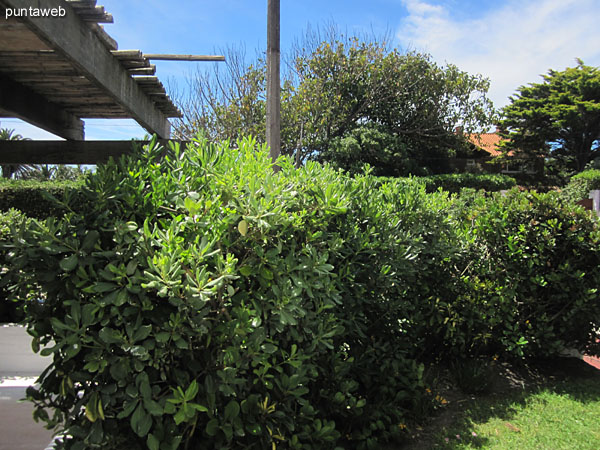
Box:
0;179;83;218
374;173;516;194
0;208;28;322
432;189;600;359
6;138;448;449
419;173;517;193
561;169;600;203
3;139;599;450
468;190;600;358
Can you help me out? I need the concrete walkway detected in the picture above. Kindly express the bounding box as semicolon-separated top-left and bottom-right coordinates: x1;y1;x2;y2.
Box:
0;324;55;450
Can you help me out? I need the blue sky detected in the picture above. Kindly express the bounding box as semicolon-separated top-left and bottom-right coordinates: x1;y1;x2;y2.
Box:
5;0;600;140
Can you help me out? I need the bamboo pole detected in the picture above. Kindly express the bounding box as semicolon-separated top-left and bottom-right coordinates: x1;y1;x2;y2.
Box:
266;0;281;170
144;54;225;62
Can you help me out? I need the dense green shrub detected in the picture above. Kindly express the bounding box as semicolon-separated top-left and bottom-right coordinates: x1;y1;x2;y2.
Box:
459;190;600;358
419;173;516;193
0;208;28;322
0;179;83;218
561;169;600;203
6;137;458;449
397;188;600;362
4;138;600;450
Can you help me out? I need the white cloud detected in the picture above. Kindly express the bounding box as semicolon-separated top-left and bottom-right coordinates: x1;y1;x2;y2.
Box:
397;0;600;109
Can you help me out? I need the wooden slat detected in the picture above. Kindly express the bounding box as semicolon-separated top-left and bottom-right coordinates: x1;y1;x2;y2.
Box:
0;20;53;51
111;50;144;60
43;91;109;99
7;74;88;82
128;65;156;75
65;0;98;9
0;74;84;140
75;7;113;24
132;75;160;82
0;68;77;77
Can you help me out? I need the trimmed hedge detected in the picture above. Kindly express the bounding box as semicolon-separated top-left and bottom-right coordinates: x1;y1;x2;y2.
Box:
3;139;599;450
419;173;517;193
0;179;83;218
373;173;517;194
469;190;600;358
434;189;600;359
0;208;28;322
561;169;600;203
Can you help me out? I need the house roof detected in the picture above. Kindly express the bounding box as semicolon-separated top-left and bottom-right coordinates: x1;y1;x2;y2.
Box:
466;132;504;157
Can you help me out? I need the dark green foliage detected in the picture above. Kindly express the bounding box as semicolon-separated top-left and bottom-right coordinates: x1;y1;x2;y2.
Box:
561;169;600;202
6;137;448;449
4;138;600;450
499;60;600;175
419;173;517;193
323;124;421;177
398;188;600;362
455;190;600;359
374;173;516;194
0;179;83;218
0;208;28;322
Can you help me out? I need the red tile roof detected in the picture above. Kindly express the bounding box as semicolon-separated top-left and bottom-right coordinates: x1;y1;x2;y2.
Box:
466;132;504;157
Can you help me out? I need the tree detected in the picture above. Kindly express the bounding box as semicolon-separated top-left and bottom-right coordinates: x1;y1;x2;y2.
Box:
16;164;87;181
172;46;267;143
290;38;494;174
499;60;600;175
174;27;495;175
0;128;27;179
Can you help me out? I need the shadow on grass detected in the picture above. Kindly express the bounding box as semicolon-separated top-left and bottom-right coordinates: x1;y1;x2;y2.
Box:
397;357;600;449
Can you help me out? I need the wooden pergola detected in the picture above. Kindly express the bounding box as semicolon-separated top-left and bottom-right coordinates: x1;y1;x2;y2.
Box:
0;0;222;164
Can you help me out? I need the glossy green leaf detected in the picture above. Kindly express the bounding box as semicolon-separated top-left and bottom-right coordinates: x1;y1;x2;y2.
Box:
224;400;240;422
59;254;78;272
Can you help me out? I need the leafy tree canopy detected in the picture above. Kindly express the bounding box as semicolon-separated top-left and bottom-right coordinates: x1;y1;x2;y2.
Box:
499;60;600;175
174;27;495;176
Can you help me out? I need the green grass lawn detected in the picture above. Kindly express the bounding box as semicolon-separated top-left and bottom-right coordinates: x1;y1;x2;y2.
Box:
403;359;600;449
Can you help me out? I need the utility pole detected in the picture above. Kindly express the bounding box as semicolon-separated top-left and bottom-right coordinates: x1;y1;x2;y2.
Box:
266;0;281;170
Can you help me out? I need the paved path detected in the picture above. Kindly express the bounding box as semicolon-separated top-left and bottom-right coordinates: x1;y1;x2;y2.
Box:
0;325;55;450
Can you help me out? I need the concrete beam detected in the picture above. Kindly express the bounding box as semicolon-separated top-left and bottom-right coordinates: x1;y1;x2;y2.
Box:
0;140;187;164
0;74;84;140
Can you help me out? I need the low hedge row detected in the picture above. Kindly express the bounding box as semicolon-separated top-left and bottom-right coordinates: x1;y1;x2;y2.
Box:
561;169;600;203
3;138;599;449
374;173;517;194
435;190;600;359
0;208;27;322
0;179;83;218
419;173;517;193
